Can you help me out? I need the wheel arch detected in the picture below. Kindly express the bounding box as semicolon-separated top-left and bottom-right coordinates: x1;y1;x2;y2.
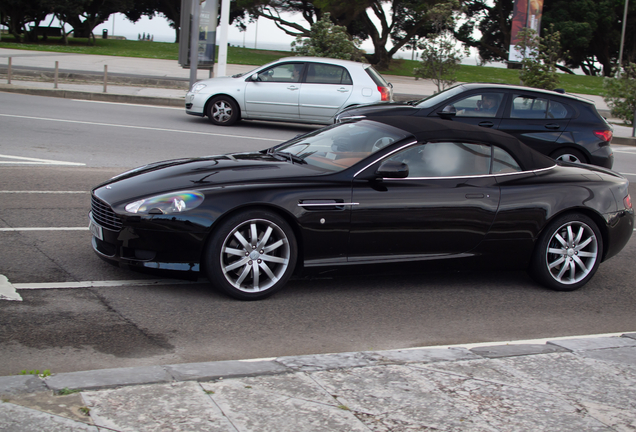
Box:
536;207;609;260
199;203;305;274
204;93;242;120
550;147;590;164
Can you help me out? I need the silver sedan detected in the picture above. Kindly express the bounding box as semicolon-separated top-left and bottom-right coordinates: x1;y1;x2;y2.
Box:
185;57;393;126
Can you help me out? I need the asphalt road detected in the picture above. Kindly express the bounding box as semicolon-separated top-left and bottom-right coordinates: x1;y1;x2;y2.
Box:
1;92;636;376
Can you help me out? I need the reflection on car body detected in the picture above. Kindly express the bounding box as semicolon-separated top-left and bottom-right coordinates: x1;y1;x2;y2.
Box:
89;117;633;300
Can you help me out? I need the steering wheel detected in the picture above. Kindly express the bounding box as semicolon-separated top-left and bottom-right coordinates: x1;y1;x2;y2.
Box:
372;137;395;152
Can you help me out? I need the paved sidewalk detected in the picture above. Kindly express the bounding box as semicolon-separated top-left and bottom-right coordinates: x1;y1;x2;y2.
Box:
1;333;635;431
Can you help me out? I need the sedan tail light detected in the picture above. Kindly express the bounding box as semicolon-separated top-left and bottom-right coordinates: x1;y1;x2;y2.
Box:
594;130;613;142
624;194;632;210
378;86;390;101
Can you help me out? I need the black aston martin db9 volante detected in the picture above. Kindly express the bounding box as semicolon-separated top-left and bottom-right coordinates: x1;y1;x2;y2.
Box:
89;117;633;300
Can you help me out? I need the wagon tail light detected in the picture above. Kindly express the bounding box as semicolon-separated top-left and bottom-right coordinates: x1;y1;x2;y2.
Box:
594;130;613;143
378;86;390;101
624;194;632;210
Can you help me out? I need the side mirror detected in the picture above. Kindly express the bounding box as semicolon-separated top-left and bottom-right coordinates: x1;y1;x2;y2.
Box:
375;160;409;179
437;104;456;119
249;73;259;82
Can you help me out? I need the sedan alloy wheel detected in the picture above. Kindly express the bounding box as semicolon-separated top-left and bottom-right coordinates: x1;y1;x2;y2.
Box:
207;96;239;126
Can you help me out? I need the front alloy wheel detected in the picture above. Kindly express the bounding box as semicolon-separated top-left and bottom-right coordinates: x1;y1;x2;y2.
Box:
530;213;603;291
207;210;297;300
207;96;239;126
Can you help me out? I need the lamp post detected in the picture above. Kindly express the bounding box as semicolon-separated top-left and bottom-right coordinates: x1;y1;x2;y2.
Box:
619;0;629;74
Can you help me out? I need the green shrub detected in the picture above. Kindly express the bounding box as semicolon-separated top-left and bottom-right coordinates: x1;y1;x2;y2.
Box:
603;64;636;125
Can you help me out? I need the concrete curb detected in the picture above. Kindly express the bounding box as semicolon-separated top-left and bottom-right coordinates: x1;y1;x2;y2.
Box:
612;136;636;146
2;334;634;397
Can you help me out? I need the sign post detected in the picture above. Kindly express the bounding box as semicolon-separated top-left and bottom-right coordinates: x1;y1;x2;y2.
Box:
179;0;218;87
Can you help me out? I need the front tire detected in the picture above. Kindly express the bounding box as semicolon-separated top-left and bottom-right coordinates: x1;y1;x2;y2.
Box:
205;210;297;300
529;213;603;291
207;96;240;126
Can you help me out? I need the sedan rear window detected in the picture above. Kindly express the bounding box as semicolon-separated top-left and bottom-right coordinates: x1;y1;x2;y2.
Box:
306;64;352;85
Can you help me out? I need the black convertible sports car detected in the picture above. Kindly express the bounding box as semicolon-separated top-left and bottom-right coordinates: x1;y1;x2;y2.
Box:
89;117;633;300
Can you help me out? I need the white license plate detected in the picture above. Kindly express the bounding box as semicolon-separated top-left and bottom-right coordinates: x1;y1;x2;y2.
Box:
88;218;103;241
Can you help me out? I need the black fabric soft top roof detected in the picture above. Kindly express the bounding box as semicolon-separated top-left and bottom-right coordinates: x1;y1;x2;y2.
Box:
371;116;556;172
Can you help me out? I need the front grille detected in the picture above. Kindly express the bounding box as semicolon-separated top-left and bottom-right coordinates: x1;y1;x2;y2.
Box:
91;195;123;231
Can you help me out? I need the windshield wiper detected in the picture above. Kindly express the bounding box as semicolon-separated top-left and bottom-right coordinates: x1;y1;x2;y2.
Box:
270;150;307;164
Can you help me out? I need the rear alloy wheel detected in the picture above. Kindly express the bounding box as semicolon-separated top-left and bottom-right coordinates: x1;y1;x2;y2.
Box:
207;96;239;126
551;148;586;164
206;210;297;300
530;213;603;291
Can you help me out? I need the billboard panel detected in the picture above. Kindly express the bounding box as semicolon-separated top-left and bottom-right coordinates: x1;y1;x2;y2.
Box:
178;0;217;69
509;0;544;62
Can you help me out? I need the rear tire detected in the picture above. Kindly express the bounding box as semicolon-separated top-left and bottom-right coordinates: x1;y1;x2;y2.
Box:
551;148;587;164
207;96;240;126
529;213;602;291
205;210;297;300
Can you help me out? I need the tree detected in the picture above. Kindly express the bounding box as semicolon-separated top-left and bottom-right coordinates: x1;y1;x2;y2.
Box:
456;0;636;77
123;0;181;43
291;13;363;60
603;64;636;126
540;0;630;77
413;30;462;92
51;0;132;42
515;26;562;90
0;0;50;42
235;0;461;69
454;0;514;65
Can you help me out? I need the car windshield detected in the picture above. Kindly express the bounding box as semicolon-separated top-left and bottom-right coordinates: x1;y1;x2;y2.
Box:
270;120;411;173
415;84;466;108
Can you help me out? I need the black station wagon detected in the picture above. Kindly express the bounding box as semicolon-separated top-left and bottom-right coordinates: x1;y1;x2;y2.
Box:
335;83;614;169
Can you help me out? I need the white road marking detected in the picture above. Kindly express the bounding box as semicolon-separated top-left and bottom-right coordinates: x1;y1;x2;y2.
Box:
0;191;88;194
0;113;282;142
619;172;636;176
613;149;636;154
0;227;88;232
14;279;199;290
0;154;85;166
0;274;22;301
0;275;200;301
416;331;636;351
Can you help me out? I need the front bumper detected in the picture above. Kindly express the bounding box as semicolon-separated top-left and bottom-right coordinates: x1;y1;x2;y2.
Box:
89;211;206;275
185;92;206;116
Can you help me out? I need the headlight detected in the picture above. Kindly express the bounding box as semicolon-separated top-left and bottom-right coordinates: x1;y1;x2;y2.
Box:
191;83;207;93
125;191;205;215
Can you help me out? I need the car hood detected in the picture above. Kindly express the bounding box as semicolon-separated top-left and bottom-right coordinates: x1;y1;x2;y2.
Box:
93;153;321;205
194;75;242;90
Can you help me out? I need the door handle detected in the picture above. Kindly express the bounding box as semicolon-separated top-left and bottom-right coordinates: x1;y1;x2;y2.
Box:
545;123;561;130
478;121;494;128
465;193;485;199
287;86;299;91
337;88;350;93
